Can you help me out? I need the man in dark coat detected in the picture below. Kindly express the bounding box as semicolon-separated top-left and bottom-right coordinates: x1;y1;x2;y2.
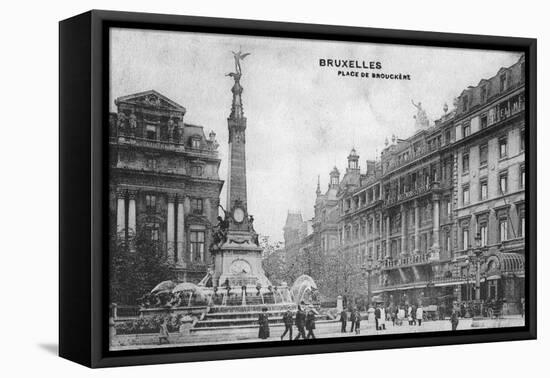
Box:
354;309;361;335
340;308;348;333
350;307;357;333
281;309;294;340
258;307;270;339
293;306;307;340
450;309;460;331
305;310;316;339
374;304;381;330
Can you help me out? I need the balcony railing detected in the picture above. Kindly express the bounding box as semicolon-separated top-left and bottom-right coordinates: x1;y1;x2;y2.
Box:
385;142;441;174
380;252;431;270
384;183;432;206
115;134;186;152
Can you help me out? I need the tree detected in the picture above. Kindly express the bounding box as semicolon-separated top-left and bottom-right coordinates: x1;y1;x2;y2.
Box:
110;231;175;305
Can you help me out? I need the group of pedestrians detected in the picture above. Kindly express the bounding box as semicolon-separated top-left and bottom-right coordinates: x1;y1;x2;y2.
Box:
339;307;362;334
258;304;317;341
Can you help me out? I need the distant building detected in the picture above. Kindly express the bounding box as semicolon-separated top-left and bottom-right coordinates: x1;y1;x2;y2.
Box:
109;90;224;282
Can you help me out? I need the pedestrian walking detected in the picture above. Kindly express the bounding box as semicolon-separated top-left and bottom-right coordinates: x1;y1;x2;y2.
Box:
416;305;423;326
407;305;413;325
354;309;361;335
350;307;357;333
411;305;417;325
379;306;386;330
281;309;293;340
450;309;459;331
374;304;381;330
258;307;270;339
340;308;348;333
294;305;307;340
158;318;170;345
305;309;316;339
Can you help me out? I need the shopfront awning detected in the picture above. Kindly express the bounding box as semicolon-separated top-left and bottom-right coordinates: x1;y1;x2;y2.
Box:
485;252;525;279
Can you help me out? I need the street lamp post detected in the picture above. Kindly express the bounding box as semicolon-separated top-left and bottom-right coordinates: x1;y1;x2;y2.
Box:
473;232;484;302
361;257;374;307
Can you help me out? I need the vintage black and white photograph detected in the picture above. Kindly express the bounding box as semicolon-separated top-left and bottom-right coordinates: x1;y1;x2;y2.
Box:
107;27;527;351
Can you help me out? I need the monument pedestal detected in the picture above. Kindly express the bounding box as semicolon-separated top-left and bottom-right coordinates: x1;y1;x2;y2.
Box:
212;230;270;289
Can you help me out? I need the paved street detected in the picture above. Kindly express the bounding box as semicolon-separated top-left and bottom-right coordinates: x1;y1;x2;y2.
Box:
111;315;525;350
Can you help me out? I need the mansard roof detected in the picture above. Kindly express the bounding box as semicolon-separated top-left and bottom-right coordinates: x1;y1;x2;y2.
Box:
115;89;187;114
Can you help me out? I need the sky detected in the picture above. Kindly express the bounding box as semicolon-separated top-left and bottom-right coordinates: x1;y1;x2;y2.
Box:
110;28;521;243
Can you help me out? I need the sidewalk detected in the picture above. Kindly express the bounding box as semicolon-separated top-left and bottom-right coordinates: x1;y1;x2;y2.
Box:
111;315;525;350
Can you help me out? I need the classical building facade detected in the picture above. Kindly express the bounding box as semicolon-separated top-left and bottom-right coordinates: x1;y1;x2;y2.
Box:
286;55;526;314
109;90;224;282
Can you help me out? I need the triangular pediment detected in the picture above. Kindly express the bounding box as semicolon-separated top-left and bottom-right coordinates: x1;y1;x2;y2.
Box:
115;90;187;113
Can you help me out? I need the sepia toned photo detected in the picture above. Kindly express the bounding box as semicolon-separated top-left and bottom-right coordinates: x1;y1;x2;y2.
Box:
107;27;527;351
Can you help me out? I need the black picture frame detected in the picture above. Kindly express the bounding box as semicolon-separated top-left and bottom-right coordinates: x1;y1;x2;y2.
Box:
59;9;537;368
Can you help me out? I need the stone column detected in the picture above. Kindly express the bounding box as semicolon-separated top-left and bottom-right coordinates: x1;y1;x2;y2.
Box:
432;197;440;249
177;198;185;264
167;193;176;263
401;204;407;255
127;190;137;236
414;200;420;253
116;189;126;235
386;214;391;258
365;216;370;259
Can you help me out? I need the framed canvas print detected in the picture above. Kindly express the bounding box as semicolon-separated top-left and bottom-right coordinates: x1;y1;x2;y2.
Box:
59;10;537;368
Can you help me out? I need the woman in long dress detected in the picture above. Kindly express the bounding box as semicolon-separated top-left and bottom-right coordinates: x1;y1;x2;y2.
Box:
258;307;270;339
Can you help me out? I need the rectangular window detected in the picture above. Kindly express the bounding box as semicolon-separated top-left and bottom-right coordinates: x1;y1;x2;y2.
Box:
463;122;471;137
480;179;488;200
145;223;160;242
480;113;488;129
146;124;157;140
462;185;470;205
462;153;469;174
479;223;488;246
145;194;157;212
499;218;508;242
481;85;487;103
191;198;203;214
480;143;488;166
146;157;157;170
463;96;468;112
462;227;469;250
446;232;451;253
499;137;508;158
499;172;508;194
190;230;205;261
520;165;525;189
519;213;525;238
520;129;525;152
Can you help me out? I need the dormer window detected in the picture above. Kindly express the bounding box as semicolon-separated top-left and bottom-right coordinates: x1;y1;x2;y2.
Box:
500;73;507;92
462;95;468;112
191;137;201;149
